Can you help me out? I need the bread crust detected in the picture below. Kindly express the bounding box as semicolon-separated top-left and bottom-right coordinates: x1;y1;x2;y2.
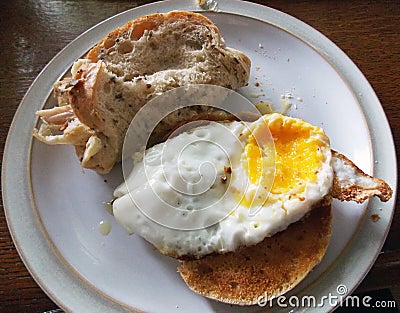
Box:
178;196;332;305
331;150;392;203
69;61;104;130
87;11;219;62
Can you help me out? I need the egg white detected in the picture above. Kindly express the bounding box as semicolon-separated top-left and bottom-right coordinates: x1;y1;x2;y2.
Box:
113;114;333;258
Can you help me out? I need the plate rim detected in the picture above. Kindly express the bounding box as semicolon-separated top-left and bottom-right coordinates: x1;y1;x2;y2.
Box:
2;0;397;312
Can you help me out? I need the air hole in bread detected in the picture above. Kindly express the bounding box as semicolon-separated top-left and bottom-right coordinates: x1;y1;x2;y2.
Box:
186;40;203;51
117;41;133;54
104;37;115;49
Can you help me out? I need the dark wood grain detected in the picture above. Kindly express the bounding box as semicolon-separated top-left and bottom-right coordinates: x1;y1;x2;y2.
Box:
0;0;398;312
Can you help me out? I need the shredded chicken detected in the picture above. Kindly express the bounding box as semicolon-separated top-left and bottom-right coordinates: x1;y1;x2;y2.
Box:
32;60;104;166
36;105;76;130
33;105;94;146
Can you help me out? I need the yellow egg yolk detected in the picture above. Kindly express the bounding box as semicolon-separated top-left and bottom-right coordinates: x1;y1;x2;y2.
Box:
243;114;327;196
269;117;325;194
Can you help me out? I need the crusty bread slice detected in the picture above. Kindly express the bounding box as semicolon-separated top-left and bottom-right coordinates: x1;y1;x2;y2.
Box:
33;11;251;173
178;152;392;305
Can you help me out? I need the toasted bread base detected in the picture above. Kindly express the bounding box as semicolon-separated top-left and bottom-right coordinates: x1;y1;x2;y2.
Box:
178;196;332;305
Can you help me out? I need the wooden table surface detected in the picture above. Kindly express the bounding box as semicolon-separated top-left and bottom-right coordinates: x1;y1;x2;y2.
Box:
0;0;398;312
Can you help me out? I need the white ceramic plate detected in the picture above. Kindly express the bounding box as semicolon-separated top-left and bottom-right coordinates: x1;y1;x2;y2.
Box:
3;0;397;312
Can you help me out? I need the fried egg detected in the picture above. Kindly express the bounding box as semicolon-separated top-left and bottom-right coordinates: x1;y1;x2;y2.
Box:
113;113;333;258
